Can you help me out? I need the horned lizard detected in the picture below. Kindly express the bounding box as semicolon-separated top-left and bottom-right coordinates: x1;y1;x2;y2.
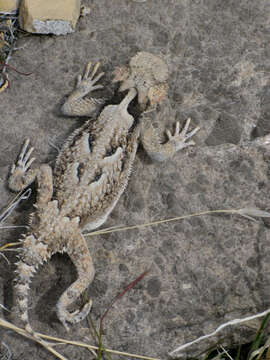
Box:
8;52;199;334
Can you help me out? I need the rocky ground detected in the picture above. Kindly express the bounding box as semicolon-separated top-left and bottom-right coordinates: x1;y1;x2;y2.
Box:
0;0;270;359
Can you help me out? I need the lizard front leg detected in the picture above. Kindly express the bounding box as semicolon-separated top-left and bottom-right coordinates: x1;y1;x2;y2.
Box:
8;139;53;206
62;62;105;117
8;139;37;192
140;116;200;162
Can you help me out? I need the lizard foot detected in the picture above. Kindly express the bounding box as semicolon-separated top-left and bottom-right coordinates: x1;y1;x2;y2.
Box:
75;61;105;95
61;62;105;116
9;139;36;192
166;118;200;151
58;299;93;332
11;138;35;174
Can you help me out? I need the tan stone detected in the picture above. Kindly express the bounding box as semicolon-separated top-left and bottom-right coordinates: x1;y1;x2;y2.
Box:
19;0;81;35
0;0;20;13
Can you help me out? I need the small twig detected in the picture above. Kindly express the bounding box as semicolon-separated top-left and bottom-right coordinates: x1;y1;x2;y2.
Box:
2;45;14;71
0;62;34;76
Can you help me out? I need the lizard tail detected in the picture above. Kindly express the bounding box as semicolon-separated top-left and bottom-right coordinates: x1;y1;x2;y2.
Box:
14;234;49;333
56;232;95;331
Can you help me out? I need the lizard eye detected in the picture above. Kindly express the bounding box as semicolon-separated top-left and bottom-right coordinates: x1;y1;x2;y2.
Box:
148;83;168;105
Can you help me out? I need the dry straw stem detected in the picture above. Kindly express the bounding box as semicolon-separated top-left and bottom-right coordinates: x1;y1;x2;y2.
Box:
0;241;21;264
0;317;161;360
0;318;67;360
84;207;270;238
0;242;20;252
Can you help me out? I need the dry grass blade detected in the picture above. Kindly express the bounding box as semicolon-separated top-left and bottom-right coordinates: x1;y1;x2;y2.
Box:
266;343;270;359
0;341;12;360
248;337;270;360
0;304;10;312
247;313;270;360
237;208;270;218
0;189;31;261
0;225;29;229
0;242;20;251
0;318;67;360
0;242;21;263
0;317;160;360
0;188;31;224
0;252;9;264
37;333;161;360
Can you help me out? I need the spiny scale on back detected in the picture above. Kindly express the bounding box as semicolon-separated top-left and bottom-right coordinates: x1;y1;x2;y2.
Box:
8;53;200;335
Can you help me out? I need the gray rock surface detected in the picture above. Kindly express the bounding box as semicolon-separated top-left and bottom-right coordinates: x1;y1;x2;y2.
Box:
0;0;270;359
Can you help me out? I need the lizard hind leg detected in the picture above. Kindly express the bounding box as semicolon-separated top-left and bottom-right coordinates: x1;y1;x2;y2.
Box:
14;234;49;334
56;233;95;331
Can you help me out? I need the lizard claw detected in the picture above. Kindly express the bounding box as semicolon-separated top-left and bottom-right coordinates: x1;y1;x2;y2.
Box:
11;139;35;175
